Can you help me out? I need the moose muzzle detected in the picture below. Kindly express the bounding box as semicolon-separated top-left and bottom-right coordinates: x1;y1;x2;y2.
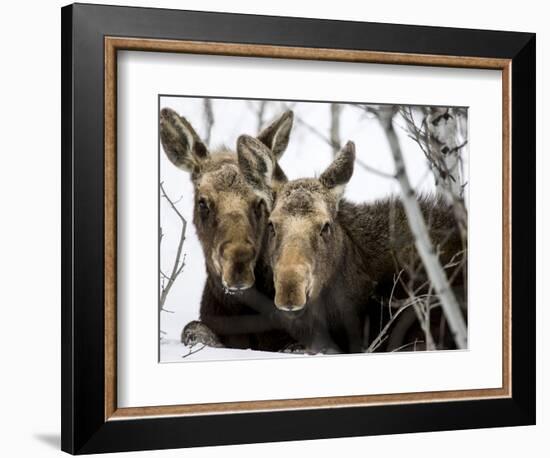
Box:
274;266;312;312
219;241;256;291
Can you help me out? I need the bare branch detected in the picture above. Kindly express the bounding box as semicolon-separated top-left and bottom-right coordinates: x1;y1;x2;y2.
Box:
398;106;468;242
375;107;468;349
247;100;269;131
329;103;342;156
203;98;214;145
257;101;268;132
285;106;395;179
412;286;436;351
159;182;188;312
182;344;206;359
391;339;425;353
366;299;420;352
388;269;405;318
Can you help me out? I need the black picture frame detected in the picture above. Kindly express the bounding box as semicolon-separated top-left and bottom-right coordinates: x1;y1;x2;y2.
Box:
61;3;535;454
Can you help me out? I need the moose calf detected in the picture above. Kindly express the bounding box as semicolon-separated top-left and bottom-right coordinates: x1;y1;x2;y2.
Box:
259;141;465;353
160;108;296;351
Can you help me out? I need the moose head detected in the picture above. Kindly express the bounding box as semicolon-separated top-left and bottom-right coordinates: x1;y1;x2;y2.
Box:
160;107;293;292
263;141;355;311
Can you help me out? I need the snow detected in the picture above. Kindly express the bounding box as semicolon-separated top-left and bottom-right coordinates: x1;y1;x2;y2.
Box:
160;338;308;363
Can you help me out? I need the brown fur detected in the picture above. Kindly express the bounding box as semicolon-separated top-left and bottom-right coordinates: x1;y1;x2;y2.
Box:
262;144;465;353
160;108;296;351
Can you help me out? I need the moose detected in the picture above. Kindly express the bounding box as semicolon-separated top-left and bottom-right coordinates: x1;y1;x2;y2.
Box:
161;107;466;354
259;141;465;353
160;107;297;351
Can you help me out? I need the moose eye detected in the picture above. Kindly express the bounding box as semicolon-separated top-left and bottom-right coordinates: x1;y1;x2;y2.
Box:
320;222;331;237
197;197;209;213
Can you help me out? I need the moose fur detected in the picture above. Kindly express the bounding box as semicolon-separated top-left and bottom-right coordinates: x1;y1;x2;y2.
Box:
160;107;296;351
262;142;465;353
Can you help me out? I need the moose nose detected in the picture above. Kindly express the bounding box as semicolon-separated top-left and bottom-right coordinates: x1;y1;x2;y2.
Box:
226;280;250;291
219;241;255;264
219;241;256;291
274;267;311;312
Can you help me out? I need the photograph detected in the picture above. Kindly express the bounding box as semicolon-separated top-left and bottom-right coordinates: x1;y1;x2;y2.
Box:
159;96;469;362
55;3;537;454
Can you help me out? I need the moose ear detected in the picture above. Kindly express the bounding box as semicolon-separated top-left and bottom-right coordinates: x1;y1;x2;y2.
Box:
319;141;356;200
237;134;276;193
160;107;209;173
257;110;294;159
257;110;293;185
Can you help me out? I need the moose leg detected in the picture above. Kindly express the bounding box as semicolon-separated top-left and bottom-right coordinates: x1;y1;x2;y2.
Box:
326;308;365;354
345;317;366;354
181;320;224;348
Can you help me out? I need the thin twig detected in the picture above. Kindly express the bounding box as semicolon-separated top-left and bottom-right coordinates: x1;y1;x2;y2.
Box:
388;269;405;318
289;108;395;179
182;344;206;359
366;300;420;353
330;103;342;156
203;99;214;145
159;182;188;311
391;339;425;352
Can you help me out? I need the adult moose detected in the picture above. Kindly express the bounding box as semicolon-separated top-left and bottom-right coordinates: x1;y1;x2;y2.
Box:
160;107;296;351
259;141;465;354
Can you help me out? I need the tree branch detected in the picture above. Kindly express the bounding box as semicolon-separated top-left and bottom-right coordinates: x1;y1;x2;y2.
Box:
286;106;395;179
182;344;206;359
375;107;468;349
366;299;420;352
159;182;188;312
329;103;342;156
203;98;214;145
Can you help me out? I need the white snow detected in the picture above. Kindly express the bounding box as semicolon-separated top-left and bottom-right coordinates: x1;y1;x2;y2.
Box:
160;338;309;363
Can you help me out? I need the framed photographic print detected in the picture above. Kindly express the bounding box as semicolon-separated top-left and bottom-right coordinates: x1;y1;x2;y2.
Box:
61;3;536;454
